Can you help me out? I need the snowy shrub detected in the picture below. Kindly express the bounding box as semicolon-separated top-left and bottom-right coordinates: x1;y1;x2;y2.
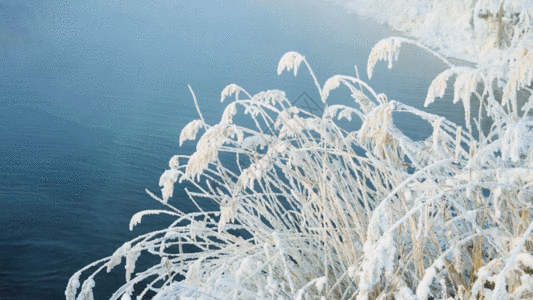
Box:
68;2;533;299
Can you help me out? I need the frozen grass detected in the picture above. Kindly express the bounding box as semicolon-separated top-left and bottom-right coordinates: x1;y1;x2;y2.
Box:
67;3;533;300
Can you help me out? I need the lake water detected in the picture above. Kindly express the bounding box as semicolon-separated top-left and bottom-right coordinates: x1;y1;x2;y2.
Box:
0;0;467;299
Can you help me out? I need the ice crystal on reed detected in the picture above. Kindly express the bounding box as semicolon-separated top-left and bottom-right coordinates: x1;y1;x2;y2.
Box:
425;67;469;108
367;37;403;79
221;84;244;103
76;278;95;300
107;242;131;272
221;102;237;124
179;119;204;147
65;271;81;300
159;169;179;203
277;51;305;76
68;1;533;299
321;75;342;101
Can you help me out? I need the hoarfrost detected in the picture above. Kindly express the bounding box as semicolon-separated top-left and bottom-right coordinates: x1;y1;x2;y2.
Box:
68;1;533;299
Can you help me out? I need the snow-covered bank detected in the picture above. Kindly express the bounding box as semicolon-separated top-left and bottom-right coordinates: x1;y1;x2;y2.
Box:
68;1;533;299
335;0;533;65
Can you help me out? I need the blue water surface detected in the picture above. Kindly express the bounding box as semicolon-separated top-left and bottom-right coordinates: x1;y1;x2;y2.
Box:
0;0;463;298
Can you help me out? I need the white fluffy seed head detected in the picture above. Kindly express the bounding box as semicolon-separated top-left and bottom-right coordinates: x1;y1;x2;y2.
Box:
65;271;81;300
503;47;533;115
221;84;242;103
367;37;403;79
221;102;237;124
218;197;236;232
168;155;180;170
159;169;179;202
179;119;204;146
107;242;131;272
125;245;142;282
184;124;241;180
453;68;479;132
251;90;287;107
322;75;342;100
277;51;305;76
76;278;95;300
425;68;458;107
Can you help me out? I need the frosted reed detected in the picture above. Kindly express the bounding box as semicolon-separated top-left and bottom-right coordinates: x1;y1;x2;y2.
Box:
67;6;533;299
